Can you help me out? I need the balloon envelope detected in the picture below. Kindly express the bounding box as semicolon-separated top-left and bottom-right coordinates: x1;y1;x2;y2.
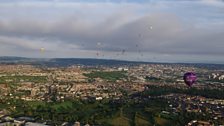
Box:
40;48;45;52
183;72;197;87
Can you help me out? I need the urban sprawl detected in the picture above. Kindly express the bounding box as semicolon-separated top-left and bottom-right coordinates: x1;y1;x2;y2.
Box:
0;64;223;126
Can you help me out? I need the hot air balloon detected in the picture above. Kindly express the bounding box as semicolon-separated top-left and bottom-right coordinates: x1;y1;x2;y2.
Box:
121;49;126;55
40;48;45;53
97;42;101;46
96;52;99;56
183;72;197;87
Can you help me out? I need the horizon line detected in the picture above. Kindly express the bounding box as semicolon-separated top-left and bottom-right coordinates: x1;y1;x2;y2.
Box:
0;56;224;65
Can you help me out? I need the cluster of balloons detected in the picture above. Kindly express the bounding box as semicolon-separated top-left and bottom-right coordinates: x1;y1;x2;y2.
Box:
183;72;197;87
94;25;153;58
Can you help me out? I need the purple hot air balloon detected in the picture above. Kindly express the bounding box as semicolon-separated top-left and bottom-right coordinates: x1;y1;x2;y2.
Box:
183;72;197;87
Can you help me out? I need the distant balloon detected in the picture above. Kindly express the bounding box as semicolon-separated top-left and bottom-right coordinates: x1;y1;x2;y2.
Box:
121;49;126;55
40;48;45;52
97;42;101;46
183;72;197;87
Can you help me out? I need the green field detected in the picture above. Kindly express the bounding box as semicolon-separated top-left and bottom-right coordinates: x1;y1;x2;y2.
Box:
155;117;173;126
111;116;131;126
84;71;127;82
135;113;152;126
1;98;174;125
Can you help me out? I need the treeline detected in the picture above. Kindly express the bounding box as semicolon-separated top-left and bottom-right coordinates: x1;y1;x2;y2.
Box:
11;100;122;125
7;97;216;126
142;85;224;99
83;71;127;82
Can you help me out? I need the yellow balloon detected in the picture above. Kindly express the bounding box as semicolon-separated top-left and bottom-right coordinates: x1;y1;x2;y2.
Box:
40;48;45;52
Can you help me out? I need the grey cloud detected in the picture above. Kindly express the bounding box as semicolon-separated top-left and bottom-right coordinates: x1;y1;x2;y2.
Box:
0;0;224;62
0;12;224;56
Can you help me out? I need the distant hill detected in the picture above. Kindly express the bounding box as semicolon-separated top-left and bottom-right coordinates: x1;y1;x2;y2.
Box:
0;56;224;69
0;56;29;61
46;58;147;67
0;56;147;67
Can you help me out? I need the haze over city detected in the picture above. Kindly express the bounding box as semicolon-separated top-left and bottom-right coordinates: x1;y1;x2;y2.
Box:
0;0;224;63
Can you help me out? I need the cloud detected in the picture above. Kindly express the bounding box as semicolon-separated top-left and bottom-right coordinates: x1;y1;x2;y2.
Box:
0;0;224;63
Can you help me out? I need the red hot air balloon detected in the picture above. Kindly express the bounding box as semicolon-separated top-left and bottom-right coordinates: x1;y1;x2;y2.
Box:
183;72;197;87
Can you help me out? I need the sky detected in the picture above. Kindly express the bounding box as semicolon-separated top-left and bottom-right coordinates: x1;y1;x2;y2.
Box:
0;0;224;63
